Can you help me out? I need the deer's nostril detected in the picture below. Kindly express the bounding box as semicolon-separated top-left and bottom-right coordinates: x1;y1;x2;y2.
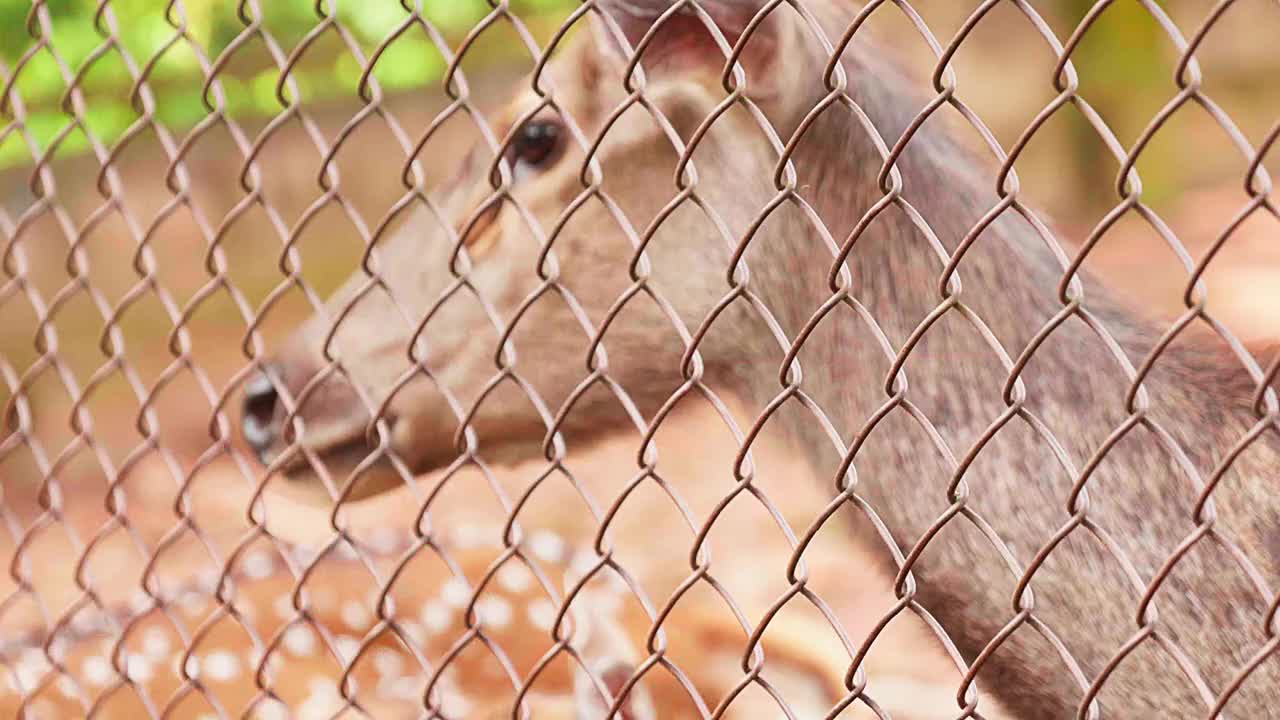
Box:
241;370;279;462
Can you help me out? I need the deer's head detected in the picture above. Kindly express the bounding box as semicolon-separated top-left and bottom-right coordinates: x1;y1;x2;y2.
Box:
239;1;846;498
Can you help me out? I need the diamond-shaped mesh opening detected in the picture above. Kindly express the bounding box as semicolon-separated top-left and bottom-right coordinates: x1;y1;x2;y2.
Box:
4;1;1280;718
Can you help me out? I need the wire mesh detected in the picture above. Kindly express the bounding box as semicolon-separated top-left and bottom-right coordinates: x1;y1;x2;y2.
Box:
2;1;1279;719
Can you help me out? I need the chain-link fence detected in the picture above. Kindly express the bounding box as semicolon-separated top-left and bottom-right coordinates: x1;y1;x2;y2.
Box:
3;1;1279;718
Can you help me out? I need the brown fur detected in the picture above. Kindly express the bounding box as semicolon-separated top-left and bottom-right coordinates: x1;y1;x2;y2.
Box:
252;2;1280;718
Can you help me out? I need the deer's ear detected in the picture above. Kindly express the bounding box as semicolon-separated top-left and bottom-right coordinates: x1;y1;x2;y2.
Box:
590;0;790;92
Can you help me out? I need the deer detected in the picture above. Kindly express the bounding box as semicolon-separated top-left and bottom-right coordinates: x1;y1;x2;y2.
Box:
0;525;969;719
235;1;1280;718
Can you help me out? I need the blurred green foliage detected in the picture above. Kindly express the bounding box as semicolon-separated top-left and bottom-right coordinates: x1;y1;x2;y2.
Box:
0;0;574;168
1063;0;1175;208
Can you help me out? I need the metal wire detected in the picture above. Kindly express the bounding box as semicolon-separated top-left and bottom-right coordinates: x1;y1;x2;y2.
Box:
2;0;1279;719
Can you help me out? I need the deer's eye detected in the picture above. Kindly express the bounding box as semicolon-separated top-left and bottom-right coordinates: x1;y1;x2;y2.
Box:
505;119;564;181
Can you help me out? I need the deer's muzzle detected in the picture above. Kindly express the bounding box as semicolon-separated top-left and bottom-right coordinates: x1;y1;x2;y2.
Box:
238;350;406;501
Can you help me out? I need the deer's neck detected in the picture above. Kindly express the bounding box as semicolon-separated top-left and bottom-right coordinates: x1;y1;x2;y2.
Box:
726;48;1272;487
715;55;1280;718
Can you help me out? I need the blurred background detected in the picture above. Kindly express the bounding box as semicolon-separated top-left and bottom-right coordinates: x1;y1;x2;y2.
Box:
0;0;1277;716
